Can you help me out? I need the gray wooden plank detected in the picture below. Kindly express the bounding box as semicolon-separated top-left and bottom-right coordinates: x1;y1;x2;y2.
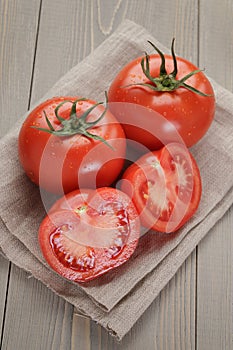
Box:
0;256;9;337
197;208;233;350
199;0;233;90
1;266;73;350
0;0;40;345
197;1;233;349
71;314;91;350
0;0;74;349
31;0;94;103
0;0;40;136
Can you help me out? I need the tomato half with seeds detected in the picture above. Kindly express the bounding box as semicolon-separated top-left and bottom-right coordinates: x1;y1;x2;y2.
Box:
18;97;126;194
39;188;140;283
121;143;202;233
108;40;215;149
49;188;94;213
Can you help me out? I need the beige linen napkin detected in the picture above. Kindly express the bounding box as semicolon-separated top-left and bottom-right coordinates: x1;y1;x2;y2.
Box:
0;20;233;340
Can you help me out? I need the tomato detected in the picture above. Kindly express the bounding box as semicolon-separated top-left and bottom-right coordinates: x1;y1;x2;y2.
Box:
108;40;215;149
18;97;126;194
38;188;140;283
121;143;202;233
49;188;94;213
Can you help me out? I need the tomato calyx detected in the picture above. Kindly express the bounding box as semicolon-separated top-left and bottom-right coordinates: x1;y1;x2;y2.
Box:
125;39;212;97
32;98;113;149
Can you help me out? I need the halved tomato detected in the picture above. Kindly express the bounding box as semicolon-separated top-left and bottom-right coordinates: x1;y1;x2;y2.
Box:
121;143;202;233
39;188;140;282
49;188;94;213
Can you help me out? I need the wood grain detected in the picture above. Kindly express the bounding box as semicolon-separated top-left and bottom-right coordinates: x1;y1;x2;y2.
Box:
0;0;74;349
199;0;233;90
197;1;233;349
31;0;95;102
0;256;9;337
1;266;74;350
71;313;91;350
0;0;40;346
0;0;41;135
197;208;233;350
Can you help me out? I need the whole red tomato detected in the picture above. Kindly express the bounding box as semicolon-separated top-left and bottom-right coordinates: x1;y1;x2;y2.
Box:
108;40;215;149
39;187;140;283
121;143;202;233
18;97;126;194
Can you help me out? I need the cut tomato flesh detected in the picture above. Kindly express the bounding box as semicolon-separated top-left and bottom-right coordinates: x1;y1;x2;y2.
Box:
39;188;140;282
49;204;130;265
144;155;193;217
121;143;202;233
51;228;95;272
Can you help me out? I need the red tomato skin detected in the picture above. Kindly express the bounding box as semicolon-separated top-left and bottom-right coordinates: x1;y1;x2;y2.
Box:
121;143;202;233
38;188;140;283
18;97;126;194
108;54;215;149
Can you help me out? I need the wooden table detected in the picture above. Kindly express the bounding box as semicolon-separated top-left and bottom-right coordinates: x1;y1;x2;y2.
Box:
0;1;232;349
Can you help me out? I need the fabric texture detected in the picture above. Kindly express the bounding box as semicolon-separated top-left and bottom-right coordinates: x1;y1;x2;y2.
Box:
0;20;233;340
